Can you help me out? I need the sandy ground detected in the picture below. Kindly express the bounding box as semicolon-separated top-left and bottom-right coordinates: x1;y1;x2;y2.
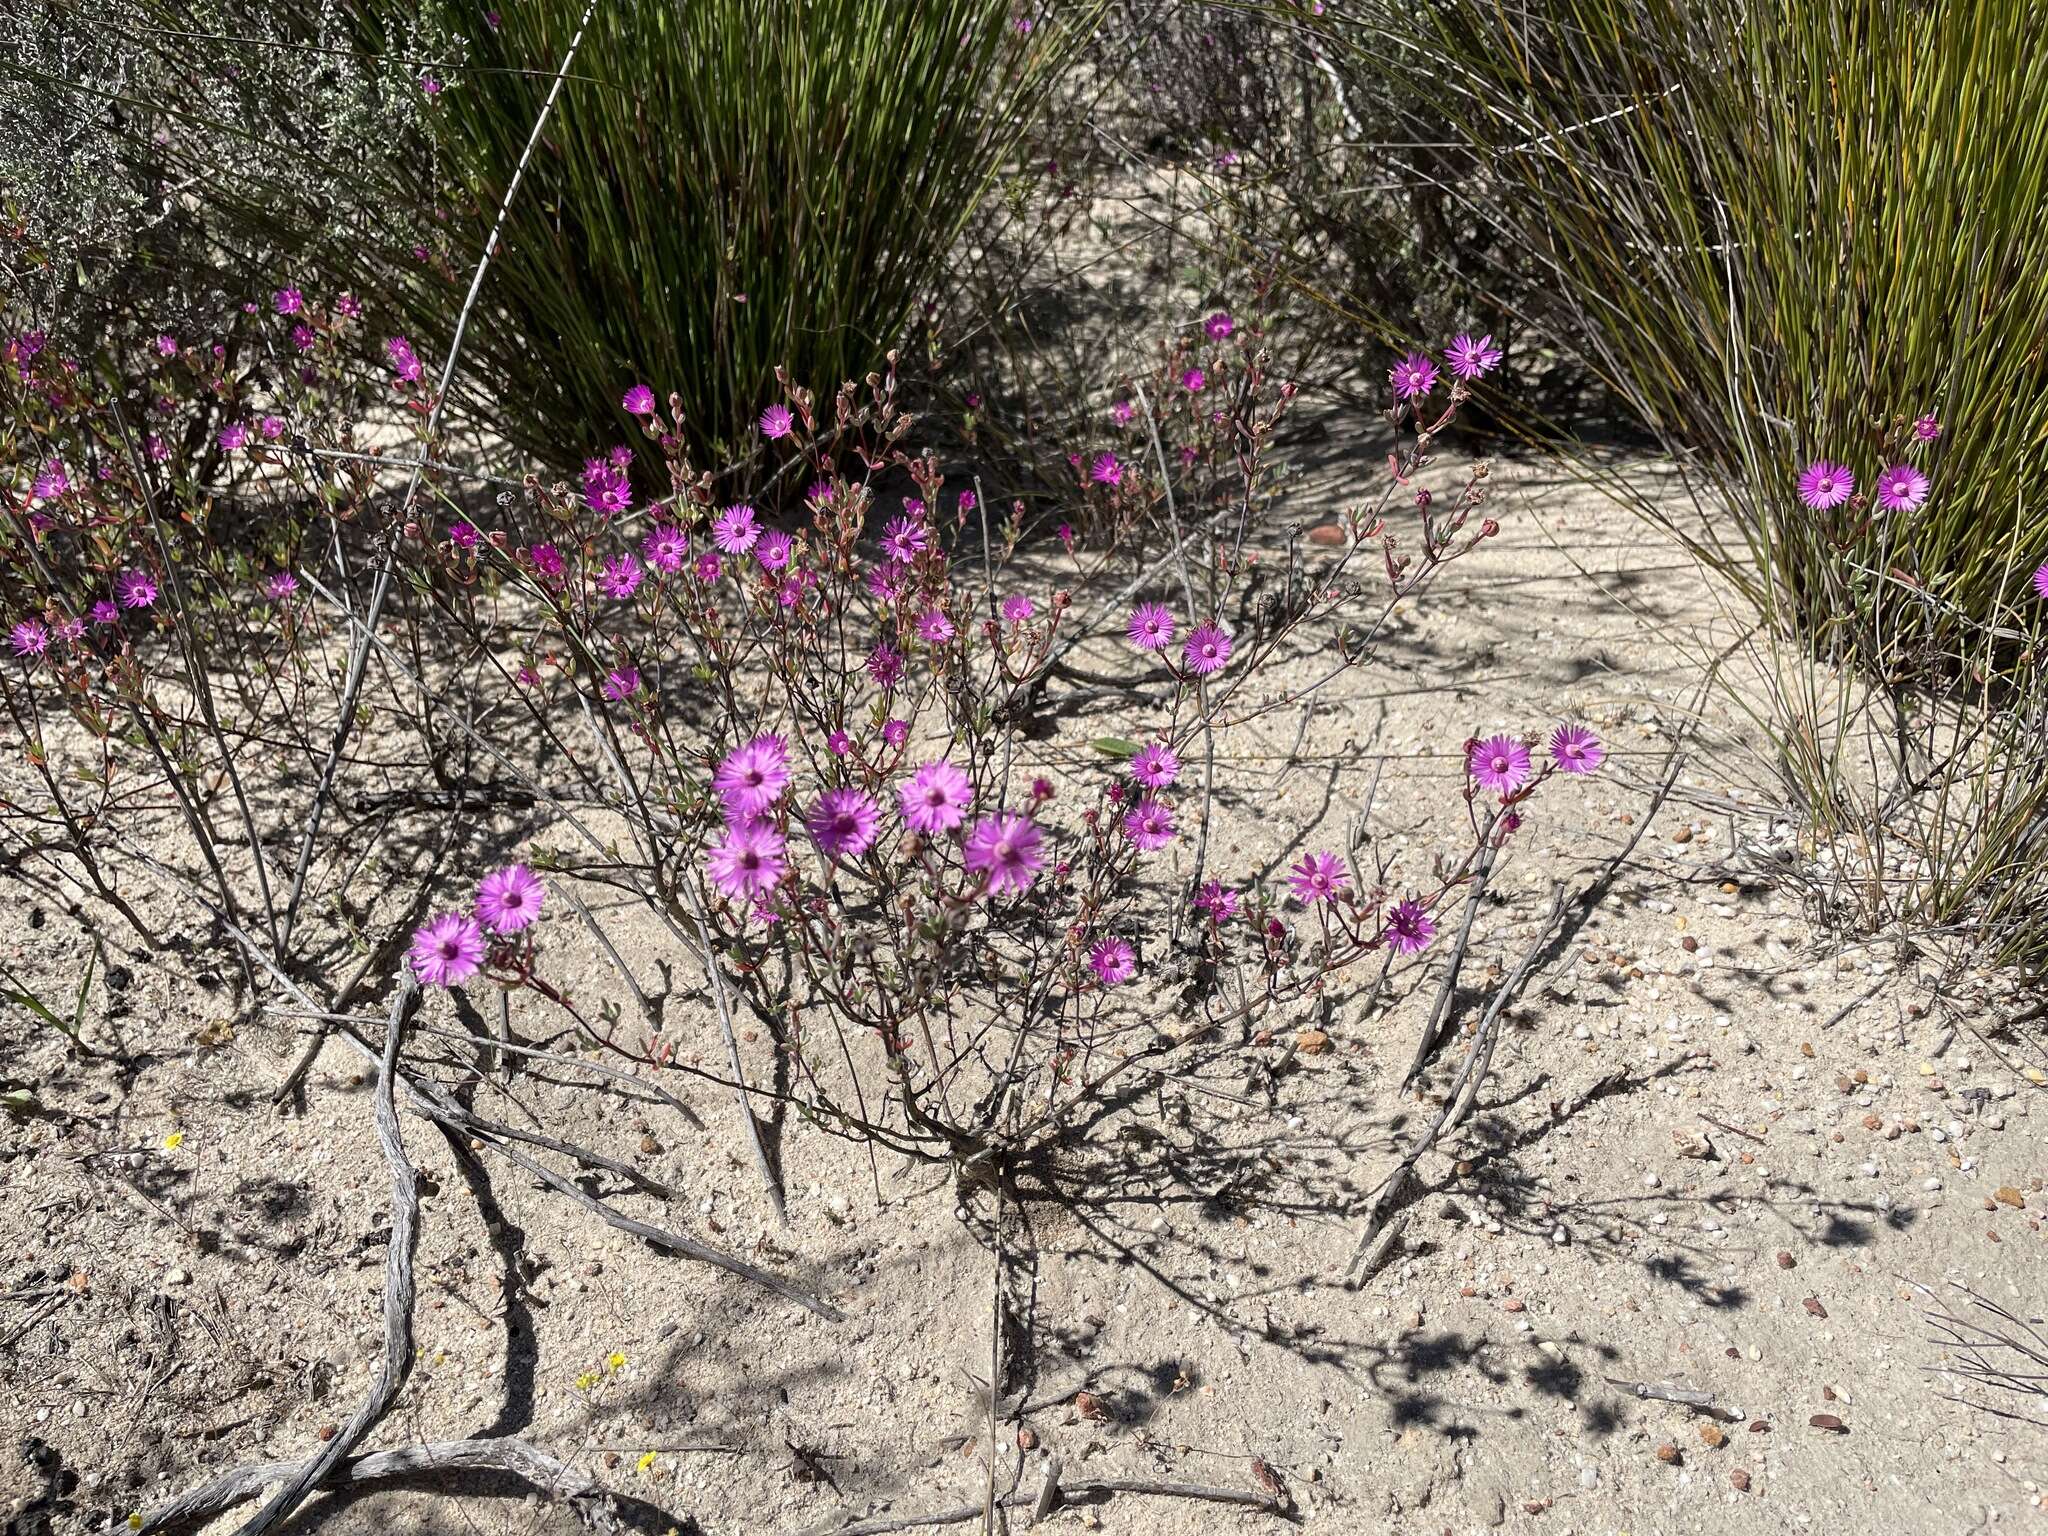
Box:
5;447;2047;1536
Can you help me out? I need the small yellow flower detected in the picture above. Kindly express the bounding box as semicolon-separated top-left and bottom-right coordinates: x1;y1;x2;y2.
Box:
128;1516;143;1532
636;1451;657;1475
607;1351;626;1372
574;1370;600;1391
162;1132;185;1151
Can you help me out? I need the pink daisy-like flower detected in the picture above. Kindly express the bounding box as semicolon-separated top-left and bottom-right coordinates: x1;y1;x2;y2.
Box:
1182;367;1206;393
622;384;656;415
759;404;794;439
827;729;853;756
714;734;790;819
290;323;315;352
694;552;723;583
55;617;83;643
31;461;69;500
1111;399;1135;425
335;292;362;318
265;571;299;600
805;788;881;860
598;554;643;600
89;600;118;626
116;569;158;610
1002;593;1036;623
918;608;955;644
882;718;909;747
1123;798;1176;851
1548;723;1605;775
529;543;565;579
1874;462;1929;513
581;461;632;517
642;523;687;572
1204;311;1234;341
706;822;787;901
1089;937;1136;987
386;335;422;383
1091;452;1123;486
218;422;249;452
602;666;640;701
964;812;1045;895
1127;603;1176;652
713;504;759;555
1444;332;1503;380
1913;414;1942;442
260;415;285;440
447;522;479;551
1468;734;1532;795
156;334;178;357
957;490;977;512
1129;742;1179;789
1382;899;1436;955
476;864;546;933
1388;351;1439;400
1193;879;1239;923
868;643;905;689
10;619;49;657
1288;851;1351;905
1181;622;1232;676
900;760;973;835
2032;561;2048;602
806;480;835;507
274;287;303;315
879;517;927;563
1796;460;1854;511
409;913;486;986
755;530;793;571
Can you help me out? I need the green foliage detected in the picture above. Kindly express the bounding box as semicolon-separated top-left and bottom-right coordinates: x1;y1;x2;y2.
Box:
349;0;1096;474
1365;0;2048;667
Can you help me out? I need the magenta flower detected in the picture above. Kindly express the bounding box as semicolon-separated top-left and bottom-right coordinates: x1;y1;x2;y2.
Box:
1193;880;1239;923
529;543;565;579
1913;414;1943;442
755;529;793;571
882;718;909;747
642;524;687;573
2033;561;2048;602
448;521;480;550
259;415;285;441
265;571;299;601
1382;899;1436;955
1444;333;1502;380
713;504;759;555
386;335;423;383
409;913;486;987
1182;367;1206;393
1388;351;1439;400
1123;797;1176;851
1874;462;1929;513
622;383;656;415
602;666;640;701
706;822;786;900
694;552;723;583
901;760;973;835
218;423;249;452
31;461;69;500
964;812;1045;895
867;643;906;689
1002;593;1036;623
1089;937;1136;987
156;334;178;357
1129;742;1179;789
89;600;118;626
419;74;442;95
582;461;632;517
335;293;362;319
1091;452;1123;486
598;554;643;600
10;619;49;658
1548;724;1605;775
1796;460;1854;511
55;617;83;643
1289;851;1350;905
958;490;977;512
291;324;315;352
476;865;545;933
1181;622;1232;676
714;734;790;818
805;788;881;860
918;609;956;644
116;569;159;610
1468;734;1532;795
1204;311;1234;341
1127;603;1176;652
759;404;794;439
274;288;303;315
827;729;853;756
880;517;929;563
